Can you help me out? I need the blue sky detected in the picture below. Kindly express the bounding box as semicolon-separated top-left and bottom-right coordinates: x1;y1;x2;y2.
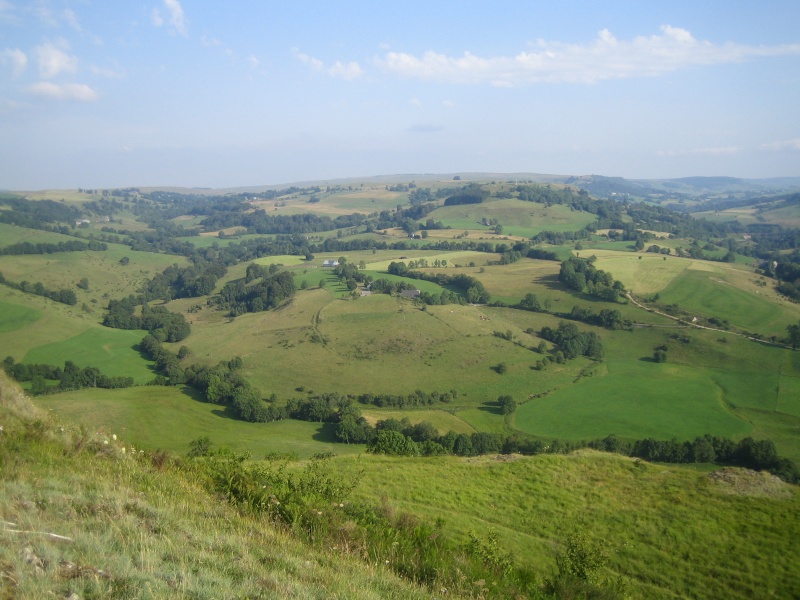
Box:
1;0;799;189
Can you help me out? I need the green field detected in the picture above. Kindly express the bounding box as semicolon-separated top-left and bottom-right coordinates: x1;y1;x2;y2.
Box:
34;385;362;458
657;268;798;334
515;359;751;441
426;198;597;237
0;299;42;332
22;327;154;383
0;222;85;247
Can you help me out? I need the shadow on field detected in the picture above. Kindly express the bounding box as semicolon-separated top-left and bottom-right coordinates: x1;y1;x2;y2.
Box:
211;406;242;420
477;403;502;415
312;422;340;443
534;274;563;290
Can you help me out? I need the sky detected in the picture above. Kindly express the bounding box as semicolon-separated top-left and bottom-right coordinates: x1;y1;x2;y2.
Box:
1;0;799;190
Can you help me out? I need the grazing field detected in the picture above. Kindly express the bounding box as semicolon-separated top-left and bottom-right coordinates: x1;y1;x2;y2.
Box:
0;242;188;302
34;385;362;458
514;359;751;441
0;288;100;359
0;222;84;247
589;250;800;334
426;199;597;237
323;451;800;600
177;291;586;402
252;187;407;216
359;408;476;434
657;268;800;335
0;300;42;333
365;250;492;271
695;203;800;228
586;250;692;294
22;326;154;383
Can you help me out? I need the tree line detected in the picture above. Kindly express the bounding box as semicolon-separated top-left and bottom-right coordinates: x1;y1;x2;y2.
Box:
104;297;191;342
0;239;107;255
3;356;134;394
0;272;77;305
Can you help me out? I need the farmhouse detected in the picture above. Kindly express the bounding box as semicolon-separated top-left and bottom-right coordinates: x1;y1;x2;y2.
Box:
322;259;339;268
400;289;421;299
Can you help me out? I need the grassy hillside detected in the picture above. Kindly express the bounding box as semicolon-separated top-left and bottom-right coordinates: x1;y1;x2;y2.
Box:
6;373;799;600
323;452;800;600
0;374;431;599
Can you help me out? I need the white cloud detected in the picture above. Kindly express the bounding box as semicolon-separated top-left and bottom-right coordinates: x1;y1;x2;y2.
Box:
35;40;77;78
761;138;800;151
374;26;800;86
153;0;186;36
2;48;27;77
27;81;97;101
293;48;323;71
247;55;260;69
327;60;363;80
294;49;363;80
164;0;187;36
442;99;455;108
409;97;421;107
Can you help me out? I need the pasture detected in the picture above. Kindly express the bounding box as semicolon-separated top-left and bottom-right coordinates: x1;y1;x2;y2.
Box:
0;223;83;247
0;241;189;304
176;291;586;402
425;199;597;237
359;408;476;435
251;187;407;216
0;299;42;333
588;249;800;335
34;385;361;458
514;359;751;442
22;326;154;383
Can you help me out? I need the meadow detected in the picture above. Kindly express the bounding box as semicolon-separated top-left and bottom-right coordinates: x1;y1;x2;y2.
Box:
33;384;361;459
589;250;800;336
425;198;597;237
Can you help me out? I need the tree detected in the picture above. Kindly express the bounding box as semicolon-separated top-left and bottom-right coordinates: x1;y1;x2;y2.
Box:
498;395;516;415
653;349;667;363
496;362;507;374
787;322;800;350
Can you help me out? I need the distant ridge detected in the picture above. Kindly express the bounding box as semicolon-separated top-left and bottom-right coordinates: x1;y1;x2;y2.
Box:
15;172;800;197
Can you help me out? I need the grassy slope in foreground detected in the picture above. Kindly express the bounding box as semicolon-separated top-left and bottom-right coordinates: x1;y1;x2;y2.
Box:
0;374;429;599
326;452;800;600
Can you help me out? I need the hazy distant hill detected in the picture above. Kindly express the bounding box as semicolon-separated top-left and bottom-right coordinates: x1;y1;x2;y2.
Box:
128;172;800;200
